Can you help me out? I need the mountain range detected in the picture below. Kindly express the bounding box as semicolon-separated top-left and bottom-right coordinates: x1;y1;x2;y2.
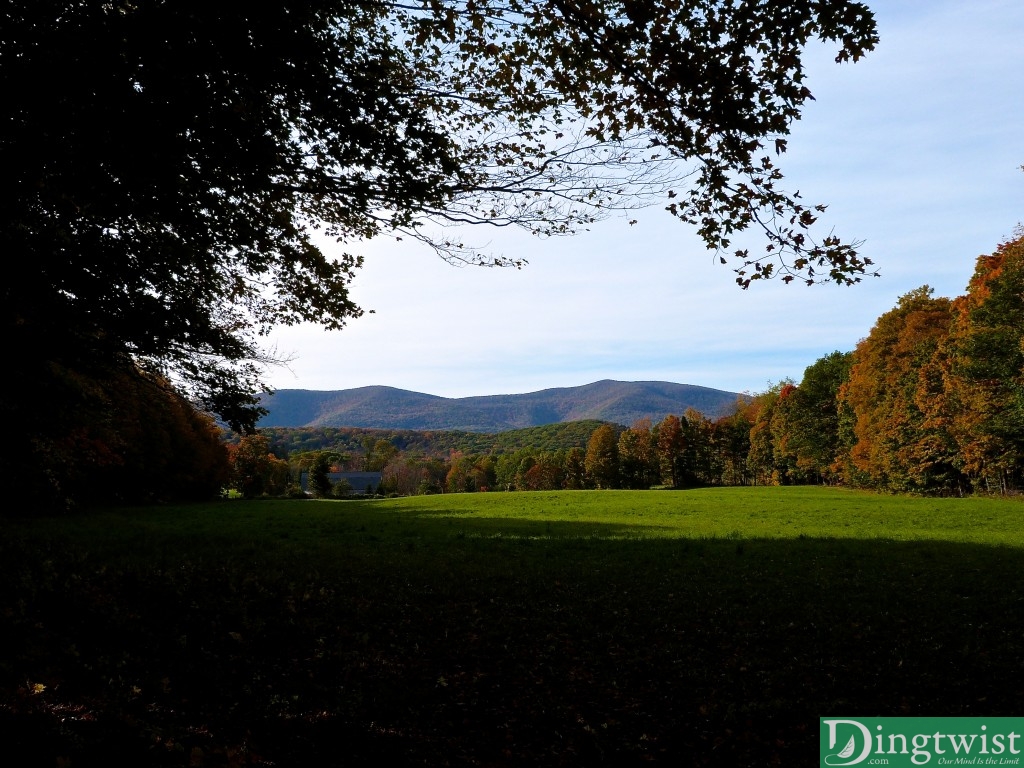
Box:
257;380;744;432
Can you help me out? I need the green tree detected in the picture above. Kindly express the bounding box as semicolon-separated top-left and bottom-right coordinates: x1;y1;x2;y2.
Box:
495;451;526;491
749;381;823;486
713;405;754;486
447;452;491;493
787;351;854;483
681;408;716;486
364;438;399;472
747;387;781;485
331;478;354;498
308;452;336;499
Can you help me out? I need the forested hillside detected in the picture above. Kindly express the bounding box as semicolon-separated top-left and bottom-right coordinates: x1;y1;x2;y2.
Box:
255;420;611;458
256;380;744;431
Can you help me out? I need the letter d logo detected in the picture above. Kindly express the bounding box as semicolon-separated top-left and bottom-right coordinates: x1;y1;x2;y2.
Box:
822;719;872;766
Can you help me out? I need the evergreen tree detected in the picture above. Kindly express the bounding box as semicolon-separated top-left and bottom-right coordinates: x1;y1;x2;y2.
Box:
308;453;335;499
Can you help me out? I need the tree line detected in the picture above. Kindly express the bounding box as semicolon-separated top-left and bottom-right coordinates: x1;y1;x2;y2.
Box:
751;230;1024;495
232;230;1024;498
692;229;1024;496
699;230;1024;495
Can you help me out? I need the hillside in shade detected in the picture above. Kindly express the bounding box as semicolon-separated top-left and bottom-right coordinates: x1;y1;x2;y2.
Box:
257;380;745;432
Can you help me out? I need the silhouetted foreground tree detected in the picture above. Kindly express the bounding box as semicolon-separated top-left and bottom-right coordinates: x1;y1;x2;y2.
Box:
2;1;877;506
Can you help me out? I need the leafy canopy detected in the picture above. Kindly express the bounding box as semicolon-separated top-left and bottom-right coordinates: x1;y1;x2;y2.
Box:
2;0;878;431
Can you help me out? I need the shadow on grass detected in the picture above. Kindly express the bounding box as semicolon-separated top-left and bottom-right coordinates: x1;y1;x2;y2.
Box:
1;508;1023;767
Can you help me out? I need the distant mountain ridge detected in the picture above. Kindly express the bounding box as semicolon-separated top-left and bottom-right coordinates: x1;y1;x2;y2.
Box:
257;380;744;432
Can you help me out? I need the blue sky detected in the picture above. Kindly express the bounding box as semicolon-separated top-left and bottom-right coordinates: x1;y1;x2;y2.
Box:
263;0;1024;399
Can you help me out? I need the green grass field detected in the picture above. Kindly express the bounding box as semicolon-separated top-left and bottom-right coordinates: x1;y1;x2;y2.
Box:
2;487;1022;766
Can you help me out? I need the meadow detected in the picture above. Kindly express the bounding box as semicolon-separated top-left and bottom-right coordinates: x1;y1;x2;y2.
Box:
2;487;1022;766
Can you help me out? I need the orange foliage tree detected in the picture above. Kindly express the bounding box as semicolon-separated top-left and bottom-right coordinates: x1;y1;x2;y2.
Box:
840;287;960;492
228;434;291;498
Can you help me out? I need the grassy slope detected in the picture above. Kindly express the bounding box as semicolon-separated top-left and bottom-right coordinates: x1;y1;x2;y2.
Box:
2;488;1022;766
